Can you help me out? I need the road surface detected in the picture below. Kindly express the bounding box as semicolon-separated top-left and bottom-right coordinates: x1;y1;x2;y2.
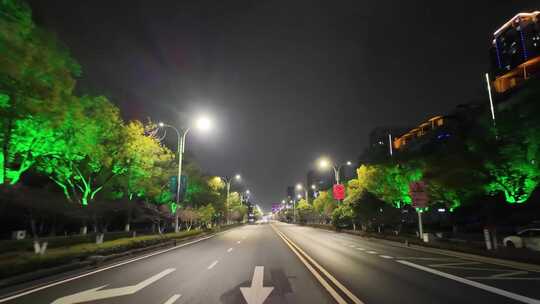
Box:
1;222;540;304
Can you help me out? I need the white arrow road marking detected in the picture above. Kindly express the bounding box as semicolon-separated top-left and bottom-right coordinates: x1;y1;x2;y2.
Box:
240;266;274;304
163;294;182;304
51;268;175;304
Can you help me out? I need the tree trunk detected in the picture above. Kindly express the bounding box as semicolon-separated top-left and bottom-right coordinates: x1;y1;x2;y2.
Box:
1;117;12;184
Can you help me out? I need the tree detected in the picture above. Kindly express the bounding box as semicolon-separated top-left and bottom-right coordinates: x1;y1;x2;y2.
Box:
0;0;80;185
312;190;336;224
362;163;423;208
332;203;354;228
230;204;247;222
296;199;314;223
179;207;198;231
198;204;216;229
39;96;125;206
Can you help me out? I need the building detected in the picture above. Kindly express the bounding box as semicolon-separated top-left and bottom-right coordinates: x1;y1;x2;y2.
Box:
392;116;445;151
307;169;333;196
286;186;294;202
490;11;540;93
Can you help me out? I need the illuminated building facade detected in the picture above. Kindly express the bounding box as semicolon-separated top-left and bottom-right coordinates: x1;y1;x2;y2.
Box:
392;116;445;150
489;11;540;93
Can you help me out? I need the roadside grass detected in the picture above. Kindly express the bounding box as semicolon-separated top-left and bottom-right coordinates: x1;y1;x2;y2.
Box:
0;229;204;279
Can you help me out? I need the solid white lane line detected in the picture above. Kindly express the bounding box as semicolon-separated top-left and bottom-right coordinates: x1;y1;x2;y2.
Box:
380;255;393;259
0;233;219;303
163;294;182;304
366;251;377;254
227;247;233;253
397;260;540;304
237;240;242;244
207;260;219;270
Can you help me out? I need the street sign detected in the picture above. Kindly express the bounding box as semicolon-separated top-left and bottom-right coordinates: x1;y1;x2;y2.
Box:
333;184;345;201
169;176;177;194
179;175;187;201
170;175;188;201
409;181;429;208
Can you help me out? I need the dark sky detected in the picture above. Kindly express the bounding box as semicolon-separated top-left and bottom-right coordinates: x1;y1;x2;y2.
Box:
29;0;538;210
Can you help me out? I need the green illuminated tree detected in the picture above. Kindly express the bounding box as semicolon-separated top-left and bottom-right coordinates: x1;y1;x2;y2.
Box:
360;163;422;208
297;198;314;223
40;96;126;206
0;0;80;185
312;190;336;223
332;203;354;228
483;138;539;204
198;204;216;229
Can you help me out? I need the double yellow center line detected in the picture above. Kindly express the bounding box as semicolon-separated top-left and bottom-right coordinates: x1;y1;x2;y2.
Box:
271;224;365;304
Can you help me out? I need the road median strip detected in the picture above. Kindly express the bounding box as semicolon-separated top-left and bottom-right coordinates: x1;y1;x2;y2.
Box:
271;224;365;304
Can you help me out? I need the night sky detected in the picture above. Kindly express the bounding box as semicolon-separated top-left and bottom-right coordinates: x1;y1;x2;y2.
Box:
29;1;538;209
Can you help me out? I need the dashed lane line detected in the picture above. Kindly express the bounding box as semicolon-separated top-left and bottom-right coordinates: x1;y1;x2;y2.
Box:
380;255;393;259
227;247;233;253
355;248;365;251
366;251;378;254
0;233;220;303
237;240;242;244
163;294;182;304
207;260;219;270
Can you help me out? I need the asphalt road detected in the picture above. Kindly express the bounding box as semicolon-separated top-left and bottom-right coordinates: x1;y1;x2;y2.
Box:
1;222;540;304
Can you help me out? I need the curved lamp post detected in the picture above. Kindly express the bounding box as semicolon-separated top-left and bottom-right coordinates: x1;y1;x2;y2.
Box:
159;115;212;232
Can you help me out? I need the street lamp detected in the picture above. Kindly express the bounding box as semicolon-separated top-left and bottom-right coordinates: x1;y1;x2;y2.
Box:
296;183;310;203
317;157;353;185
158;115;213;232
222;174;241;224
242;189;251;205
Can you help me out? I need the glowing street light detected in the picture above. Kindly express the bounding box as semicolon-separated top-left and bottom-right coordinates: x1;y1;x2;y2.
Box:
222;173;242;224
317;157;353;185
195;115;213;132
158;114;214;232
